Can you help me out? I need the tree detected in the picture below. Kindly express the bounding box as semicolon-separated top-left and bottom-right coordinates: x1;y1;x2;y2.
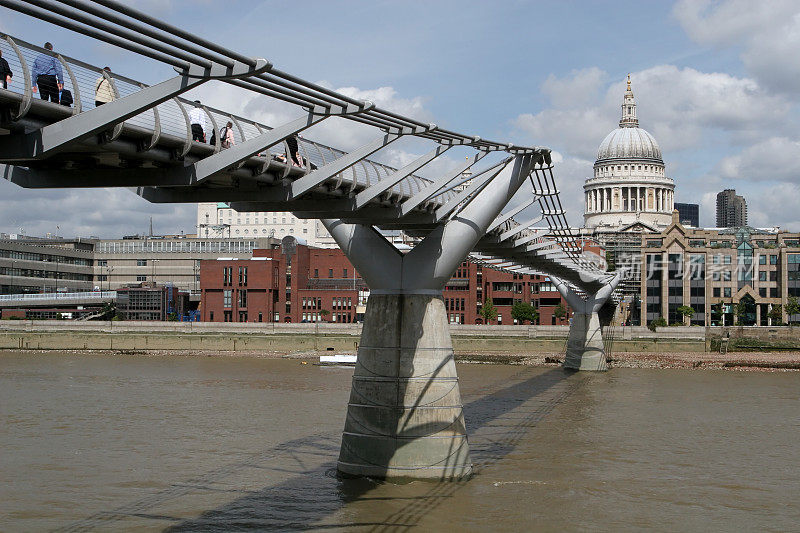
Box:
511;301;538;324
676;305;695;325
553;302;567;322
711;302;724;326
767;304;783;325
648;316;667;332
736;300;748;324
479;297;498;324
787;297;800;325
319;309;330;321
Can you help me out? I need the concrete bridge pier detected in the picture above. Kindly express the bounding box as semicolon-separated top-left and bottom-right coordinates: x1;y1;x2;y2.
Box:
552;274;620;371
322;154;535;480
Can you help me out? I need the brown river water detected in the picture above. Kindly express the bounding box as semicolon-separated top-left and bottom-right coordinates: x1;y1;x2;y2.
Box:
1;352;798;532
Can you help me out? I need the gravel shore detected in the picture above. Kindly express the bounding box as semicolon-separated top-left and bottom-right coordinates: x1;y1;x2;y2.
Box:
3;348;799;371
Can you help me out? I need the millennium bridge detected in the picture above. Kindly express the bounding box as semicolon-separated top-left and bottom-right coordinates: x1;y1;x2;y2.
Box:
0;0;620;480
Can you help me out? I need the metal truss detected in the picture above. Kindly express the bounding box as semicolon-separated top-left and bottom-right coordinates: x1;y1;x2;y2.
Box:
0;0;614;296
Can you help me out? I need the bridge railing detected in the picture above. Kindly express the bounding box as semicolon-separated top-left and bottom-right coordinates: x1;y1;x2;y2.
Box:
0;32;446;206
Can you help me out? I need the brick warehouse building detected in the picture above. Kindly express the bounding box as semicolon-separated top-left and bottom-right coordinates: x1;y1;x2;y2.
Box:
199;239;602;325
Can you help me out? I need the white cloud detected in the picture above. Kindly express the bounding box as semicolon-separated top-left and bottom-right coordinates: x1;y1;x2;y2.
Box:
514;65;793;160
717;137;800;182
673;0;800;95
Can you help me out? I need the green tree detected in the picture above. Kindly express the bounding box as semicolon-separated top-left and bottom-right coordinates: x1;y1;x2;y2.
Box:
787;297;800;325
319;309;330;321
736;300;748;324
553;302;567;322
605;250;616;272
511;301;538;324
676;305;695;325
648;316;668;332
767;304;783;325
711;302;724;325
479;297;498;324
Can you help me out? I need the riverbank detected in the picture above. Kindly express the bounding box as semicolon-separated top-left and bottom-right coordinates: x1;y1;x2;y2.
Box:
4;347;799;371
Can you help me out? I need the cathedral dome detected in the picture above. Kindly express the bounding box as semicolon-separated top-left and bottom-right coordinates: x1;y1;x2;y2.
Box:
596;127;662;162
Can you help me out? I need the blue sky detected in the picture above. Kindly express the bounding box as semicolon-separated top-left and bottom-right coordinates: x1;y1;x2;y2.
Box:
1;0;799;237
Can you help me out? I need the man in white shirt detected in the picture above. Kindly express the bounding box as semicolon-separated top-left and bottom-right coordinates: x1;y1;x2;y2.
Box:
189;101;207;143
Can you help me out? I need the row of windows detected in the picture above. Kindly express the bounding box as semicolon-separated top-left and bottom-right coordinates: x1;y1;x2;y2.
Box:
594;164;664;177
312;268;349;278
95;240;258;254
222;266;248;287
0;266;93;281
0;249;91;266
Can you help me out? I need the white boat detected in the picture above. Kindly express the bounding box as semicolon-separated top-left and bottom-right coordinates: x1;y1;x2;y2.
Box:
319;354;357;365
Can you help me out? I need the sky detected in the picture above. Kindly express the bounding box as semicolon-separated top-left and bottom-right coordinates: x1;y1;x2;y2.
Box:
1;0;799;237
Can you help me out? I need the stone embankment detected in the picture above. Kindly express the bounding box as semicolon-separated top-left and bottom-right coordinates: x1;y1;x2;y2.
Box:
0;321;798;370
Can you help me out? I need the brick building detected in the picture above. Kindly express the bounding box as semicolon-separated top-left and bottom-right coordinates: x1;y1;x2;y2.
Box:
199;239;591;325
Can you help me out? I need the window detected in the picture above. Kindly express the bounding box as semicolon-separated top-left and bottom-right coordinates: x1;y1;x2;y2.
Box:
770;271;778;281
136;275;147;281
314;269;319;278
724;288;731;298
759;288;766;298
770;255;778;265
137;259;147;266
209;311;214;321
223;266;233;286
224;310;232;322
238;289;247;308
97;259;108;266
239;266;248;286
343;268;348;278
759;271;767;281
239;311;248;322
329;269;333;278
759;255;767;265
713;287;720;297
770;287;778;298
223;289;232;308
723;255;731;265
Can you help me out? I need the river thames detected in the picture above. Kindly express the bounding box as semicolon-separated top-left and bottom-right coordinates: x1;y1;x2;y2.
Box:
1;351;798;531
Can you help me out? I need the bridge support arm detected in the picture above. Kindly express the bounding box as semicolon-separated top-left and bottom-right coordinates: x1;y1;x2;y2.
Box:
319;154;535;480
552;274;620;371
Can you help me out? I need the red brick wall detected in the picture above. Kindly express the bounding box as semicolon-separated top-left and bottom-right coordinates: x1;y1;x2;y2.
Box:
200;244;582;324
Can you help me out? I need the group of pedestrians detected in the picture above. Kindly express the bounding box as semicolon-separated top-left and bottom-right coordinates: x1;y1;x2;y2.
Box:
0;41;114;108
4;42;308;163
189;101;234;149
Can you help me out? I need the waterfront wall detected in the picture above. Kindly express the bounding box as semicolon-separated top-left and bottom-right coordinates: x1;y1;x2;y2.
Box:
0;321;719;353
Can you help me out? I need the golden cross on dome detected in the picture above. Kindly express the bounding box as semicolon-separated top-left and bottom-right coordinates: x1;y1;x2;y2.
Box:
627;74;631;91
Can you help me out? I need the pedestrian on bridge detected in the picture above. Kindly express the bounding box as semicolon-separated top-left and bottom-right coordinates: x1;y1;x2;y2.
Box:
220;121;235;149
189;101;206;142
0;50;12;89
94;67;115;107
31;42;63;103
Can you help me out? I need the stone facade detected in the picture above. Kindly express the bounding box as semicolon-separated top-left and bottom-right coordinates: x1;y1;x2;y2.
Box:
584;76;675;231
640;211;800;326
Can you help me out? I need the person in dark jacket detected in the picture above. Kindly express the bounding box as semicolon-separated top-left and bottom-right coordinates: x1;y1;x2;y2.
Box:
0;49;12;89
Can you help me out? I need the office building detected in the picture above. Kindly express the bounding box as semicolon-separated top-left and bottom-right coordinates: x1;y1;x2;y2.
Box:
674;202;699;227
641;211;800;326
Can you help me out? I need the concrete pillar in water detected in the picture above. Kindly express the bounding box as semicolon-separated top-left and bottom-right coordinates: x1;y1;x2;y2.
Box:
338;293;470;479
323;154;537;480
553;274;620;372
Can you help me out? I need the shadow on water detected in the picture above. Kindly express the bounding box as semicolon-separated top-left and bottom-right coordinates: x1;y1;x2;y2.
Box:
57;368;585;532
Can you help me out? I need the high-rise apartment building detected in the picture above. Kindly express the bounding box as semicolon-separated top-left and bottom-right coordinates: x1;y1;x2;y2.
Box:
716;189;747;228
